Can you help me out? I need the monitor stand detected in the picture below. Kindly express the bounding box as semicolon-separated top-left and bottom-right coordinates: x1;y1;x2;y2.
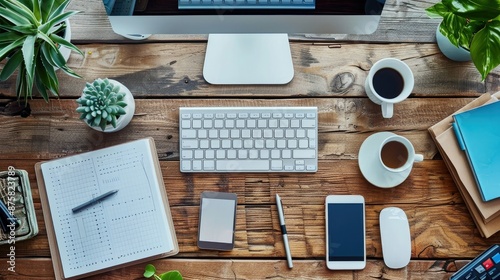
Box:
203;34;294;85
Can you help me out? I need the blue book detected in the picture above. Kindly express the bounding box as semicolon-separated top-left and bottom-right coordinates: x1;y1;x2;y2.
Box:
452;101;500;201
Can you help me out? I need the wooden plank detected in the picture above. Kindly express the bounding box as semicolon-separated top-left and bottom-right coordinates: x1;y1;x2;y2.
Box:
2;43;491;99
0;98;473;160
68;0;442;43
0;258;473;279
0;159;497;259
3;42;494;99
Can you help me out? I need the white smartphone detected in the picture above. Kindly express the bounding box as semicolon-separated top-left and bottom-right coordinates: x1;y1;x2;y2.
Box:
325;195;366;270
197;191;237;251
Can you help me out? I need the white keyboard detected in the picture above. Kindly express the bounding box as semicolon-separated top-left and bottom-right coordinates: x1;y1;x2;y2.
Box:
179;107;318;172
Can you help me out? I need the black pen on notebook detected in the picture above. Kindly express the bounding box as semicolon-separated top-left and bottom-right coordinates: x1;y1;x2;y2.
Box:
72;190;119;213
276;193;293;268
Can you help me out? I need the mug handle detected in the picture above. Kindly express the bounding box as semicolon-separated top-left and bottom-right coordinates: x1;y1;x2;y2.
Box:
382;102;393;118
414;154;424;162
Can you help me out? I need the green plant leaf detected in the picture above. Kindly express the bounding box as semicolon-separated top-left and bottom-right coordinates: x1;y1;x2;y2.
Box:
159;270;183;280
144;264;156;278
470;20;500;80
47;0;72;22
36;54;59;98
16;0;34;11
440;13;469;48
39;10;79;34
0;29;22;44
0;3;33;26
0;37;23;60
22;35;36;83
0;49;22;81
40;40;66;68
39;49;59;90
2;0;38;24
41;0;68;23
443;0;500;21
426;2;450;18
34;71;50;102
0;23;35;35
49;33;84;56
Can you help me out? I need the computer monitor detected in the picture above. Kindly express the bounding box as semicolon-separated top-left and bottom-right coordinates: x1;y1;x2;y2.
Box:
102;0;386;84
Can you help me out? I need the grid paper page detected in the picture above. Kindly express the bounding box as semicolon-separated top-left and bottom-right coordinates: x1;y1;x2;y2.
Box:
40;139;174;278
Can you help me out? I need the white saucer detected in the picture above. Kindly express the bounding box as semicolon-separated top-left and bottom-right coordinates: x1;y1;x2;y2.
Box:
358;132;412;188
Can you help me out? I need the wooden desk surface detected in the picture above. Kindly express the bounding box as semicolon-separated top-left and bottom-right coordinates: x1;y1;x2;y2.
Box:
1;0;500;279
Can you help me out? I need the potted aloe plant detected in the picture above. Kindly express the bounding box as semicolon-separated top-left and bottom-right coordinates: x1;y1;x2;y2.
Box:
0;0;83;107
76;78;135;132
426;0;500;80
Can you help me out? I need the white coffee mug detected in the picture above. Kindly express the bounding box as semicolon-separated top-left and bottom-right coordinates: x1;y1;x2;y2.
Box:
378;134;423;173
365;58;414;118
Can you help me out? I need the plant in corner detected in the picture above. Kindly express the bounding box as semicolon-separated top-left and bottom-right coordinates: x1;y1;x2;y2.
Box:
76;78;135;132
143;264;183;280
426;0;500;80
0;0;83;104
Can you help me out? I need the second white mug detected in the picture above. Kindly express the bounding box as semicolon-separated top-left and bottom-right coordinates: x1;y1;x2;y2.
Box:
378;134;423;173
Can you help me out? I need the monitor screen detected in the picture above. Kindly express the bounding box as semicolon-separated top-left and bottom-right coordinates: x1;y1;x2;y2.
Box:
103;0;386;35
101;0;386;84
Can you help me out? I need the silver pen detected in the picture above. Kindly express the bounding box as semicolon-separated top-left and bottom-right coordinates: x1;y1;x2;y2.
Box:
276;193;293;268
72;190;119;213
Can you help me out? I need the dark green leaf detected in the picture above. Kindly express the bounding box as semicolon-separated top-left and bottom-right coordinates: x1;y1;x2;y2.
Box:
39;10;78;34
0;0;38;27
22;35;36;82
47;0;72;22
0;30;22;44
40;0;66;23
0;50;22;81
0;24;36;35
470;20;500;80
440;13;469;48
0;37;23;59
49;33;84;56
36;54;59;97
442;0;500;21
39;47;59;89
34;72;50;102
40;39;66;68
159;270;183;280
426;2;450;18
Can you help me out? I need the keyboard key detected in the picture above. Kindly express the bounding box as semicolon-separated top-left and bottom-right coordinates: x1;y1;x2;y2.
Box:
216;160;270;171
293;149;316;159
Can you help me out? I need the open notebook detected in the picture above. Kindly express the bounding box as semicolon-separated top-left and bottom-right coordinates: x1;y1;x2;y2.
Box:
35;138;178;280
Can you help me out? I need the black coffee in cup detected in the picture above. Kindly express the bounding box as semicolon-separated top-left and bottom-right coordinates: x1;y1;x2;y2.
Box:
381;140;408;169
372;67;405;99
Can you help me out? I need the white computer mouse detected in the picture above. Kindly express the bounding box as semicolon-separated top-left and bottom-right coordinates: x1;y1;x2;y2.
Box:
379;207;411;269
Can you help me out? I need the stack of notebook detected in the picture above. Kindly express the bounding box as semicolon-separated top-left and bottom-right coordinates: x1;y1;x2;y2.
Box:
429;92;500;238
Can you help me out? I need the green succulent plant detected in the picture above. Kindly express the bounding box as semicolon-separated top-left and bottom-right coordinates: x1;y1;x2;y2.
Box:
426;0;500;80
0;0;83;103
76;78;128;131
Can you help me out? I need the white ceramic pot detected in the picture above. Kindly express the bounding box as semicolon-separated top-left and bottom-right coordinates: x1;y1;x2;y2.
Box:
435;25;471;62
59;19;72;63
87;79;136;133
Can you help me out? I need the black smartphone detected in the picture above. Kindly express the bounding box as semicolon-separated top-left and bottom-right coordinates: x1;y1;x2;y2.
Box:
197;191;237;251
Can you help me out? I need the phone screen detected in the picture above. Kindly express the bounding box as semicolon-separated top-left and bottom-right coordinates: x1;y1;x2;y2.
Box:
327;203;364;261
199;198;236;243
